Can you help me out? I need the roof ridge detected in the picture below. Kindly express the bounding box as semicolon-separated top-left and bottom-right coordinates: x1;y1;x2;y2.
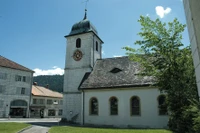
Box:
97;56;128;61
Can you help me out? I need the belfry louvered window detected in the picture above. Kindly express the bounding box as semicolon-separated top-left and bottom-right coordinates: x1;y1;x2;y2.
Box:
76;38;81;48
96;41;98;51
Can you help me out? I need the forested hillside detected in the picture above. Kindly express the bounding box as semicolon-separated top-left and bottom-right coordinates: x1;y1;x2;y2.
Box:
33;75;64;92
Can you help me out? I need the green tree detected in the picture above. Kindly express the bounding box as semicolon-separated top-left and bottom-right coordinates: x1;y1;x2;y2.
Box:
124;16;199;133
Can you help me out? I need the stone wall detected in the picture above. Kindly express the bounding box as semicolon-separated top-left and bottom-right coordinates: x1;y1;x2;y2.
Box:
0;67;33;118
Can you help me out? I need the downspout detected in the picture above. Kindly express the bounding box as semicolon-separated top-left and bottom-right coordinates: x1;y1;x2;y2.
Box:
82;89;85;125
28;73;34;118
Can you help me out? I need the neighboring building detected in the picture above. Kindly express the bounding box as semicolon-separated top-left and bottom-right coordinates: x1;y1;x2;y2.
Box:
0;56;34;118
183;0;200;98
63;11;168;128
30;83;63;118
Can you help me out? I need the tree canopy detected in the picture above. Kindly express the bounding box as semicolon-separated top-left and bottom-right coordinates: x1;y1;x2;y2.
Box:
124;16;199;133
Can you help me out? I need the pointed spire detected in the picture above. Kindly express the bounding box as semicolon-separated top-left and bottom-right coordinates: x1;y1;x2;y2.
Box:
83;9;87;20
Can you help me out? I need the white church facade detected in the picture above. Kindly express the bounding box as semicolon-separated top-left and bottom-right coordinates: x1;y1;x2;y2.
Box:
63;12;168;128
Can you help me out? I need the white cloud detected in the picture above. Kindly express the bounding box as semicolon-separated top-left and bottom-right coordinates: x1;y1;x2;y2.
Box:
33;67;64;76
113;55;123;57
52;66;58;69
155;6;171;18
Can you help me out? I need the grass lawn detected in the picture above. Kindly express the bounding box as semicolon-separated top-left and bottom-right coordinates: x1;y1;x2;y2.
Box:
0;122;30;133
49;126;172;133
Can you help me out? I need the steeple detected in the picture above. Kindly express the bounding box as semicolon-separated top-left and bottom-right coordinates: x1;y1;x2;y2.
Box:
83;9;87;20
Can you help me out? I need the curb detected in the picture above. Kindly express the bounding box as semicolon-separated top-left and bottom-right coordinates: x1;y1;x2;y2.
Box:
17;125;33;133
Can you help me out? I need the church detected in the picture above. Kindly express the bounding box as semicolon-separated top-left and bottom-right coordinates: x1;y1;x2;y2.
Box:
62;11;168;128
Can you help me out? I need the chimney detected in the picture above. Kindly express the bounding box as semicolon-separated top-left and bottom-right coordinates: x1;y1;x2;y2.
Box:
33;82;37;85
46;84;49;89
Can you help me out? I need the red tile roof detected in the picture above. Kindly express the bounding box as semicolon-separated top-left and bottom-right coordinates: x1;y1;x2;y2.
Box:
0;55;34;72
32;85;63;98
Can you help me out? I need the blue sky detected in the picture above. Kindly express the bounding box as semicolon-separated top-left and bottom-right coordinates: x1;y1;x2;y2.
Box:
0;0;189;76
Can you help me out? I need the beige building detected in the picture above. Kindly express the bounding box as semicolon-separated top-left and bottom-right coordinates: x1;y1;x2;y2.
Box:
0;55;34;118
30;83;63;118
183;0;200;98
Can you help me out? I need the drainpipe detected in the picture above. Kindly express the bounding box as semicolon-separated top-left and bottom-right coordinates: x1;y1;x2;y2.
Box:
28;73;34;118
82;89;85;125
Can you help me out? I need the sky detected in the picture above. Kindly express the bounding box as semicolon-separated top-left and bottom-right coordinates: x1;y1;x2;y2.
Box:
0;0;189;76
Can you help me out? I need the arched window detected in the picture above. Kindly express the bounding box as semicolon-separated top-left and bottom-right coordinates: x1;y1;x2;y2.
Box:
76;38;81;48
90;97;98;115
10;100;27;106
96;41;98;51
130;96;140;115
158;95;167;115
110;97;118;115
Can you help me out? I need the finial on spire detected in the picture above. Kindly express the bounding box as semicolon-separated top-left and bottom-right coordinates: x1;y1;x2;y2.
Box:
83;9;87;20
82;0;89;20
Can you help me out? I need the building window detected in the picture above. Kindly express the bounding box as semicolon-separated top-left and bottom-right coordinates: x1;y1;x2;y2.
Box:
48;109;55;116
110;97;118;115
11;100;27;106
130;96;140;116
0;72;7;80
58;110;63;116
21;88;25;95
22;76;26;82
90;97;98;115
96;41;98;51
76;38;81;48
15;75;22;81
158;95;168;115
39;99;44;104
47;99;53;105
0;85;5;94
33;99;37;104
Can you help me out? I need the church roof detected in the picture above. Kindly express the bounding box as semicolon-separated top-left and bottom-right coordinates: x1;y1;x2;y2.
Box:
80;56;154;90
67;19;98;37
0;55;34;73
65;12;103;43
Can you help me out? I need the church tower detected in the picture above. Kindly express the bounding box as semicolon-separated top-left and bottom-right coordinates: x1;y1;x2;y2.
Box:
63;10;103;124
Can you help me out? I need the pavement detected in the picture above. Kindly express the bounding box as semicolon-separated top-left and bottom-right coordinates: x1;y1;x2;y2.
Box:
19;125;50;133
0;118;62;133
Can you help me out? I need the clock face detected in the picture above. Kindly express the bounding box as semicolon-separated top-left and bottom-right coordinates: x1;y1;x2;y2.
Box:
73;50;83;61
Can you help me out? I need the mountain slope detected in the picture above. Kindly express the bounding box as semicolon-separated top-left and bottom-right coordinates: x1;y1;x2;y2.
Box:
33;75;64;92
